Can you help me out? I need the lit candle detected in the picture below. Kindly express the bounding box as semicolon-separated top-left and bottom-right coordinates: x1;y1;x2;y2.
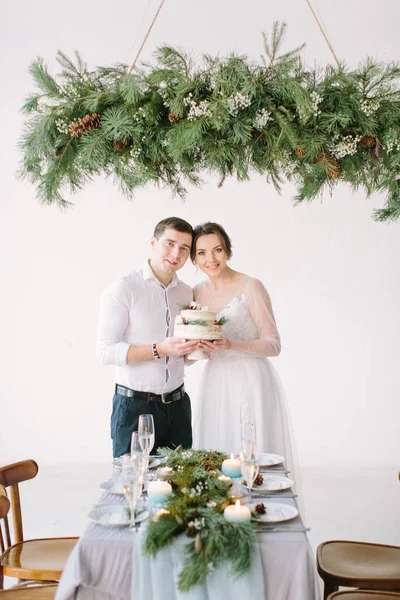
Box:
218;474;231;483
147;480;173;504
224;499;251;523
222;453;242;478
157;466;173;480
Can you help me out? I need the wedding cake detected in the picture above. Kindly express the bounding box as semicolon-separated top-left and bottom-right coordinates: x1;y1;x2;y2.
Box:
174;302;224;340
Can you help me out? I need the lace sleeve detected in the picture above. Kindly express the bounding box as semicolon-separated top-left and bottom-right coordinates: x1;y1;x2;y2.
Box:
230;278;281;357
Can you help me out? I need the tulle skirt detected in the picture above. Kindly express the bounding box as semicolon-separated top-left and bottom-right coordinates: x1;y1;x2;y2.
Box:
192;355;303;515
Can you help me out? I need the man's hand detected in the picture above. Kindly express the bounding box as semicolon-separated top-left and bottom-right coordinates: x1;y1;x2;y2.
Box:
157;337;199;358
197;339;232;353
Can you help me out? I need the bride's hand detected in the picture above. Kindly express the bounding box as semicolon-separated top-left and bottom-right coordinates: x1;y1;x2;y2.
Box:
197;339;232;353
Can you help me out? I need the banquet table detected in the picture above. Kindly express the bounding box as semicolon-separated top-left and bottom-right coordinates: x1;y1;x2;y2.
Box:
55;469;320;600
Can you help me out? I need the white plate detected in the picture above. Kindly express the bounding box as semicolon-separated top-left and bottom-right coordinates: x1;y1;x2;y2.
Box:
113;456;162;470
243;474;294;493
258;453;285;467
250;502;299;523
100;478;126;495
88;504;149;527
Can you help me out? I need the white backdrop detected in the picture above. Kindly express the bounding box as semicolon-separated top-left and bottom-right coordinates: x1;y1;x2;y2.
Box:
1;0;399;468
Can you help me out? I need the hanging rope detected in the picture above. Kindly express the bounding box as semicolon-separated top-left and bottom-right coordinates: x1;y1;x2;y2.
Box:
125;0;154;65
305;0;340;67
128;0;166;73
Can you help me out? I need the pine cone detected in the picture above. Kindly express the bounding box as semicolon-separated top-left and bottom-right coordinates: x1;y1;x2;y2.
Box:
186;525;198;538
316;152;341;179
360;135;376;148
254;473;264;486
168;112;180;123
295;144;306;158
113;139;129;152
255;503;266;515
69;113;101;137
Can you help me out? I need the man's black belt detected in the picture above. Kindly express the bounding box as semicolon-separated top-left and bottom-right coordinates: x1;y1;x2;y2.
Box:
115;383;185;405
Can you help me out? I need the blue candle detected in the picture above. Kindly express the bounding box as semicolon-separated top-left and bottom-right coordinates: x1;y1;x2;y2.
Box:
147;480;172;504
222;454;242;478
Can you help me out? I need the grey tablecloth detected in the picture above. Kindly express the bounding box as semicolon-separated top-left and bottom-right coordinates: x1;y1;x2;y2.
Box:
56;480;319;600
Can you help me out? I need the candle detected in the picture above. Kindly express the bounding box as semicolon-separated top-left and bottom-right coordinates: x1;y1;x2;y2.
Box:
147;480;173;504
222;453;242;478
157;466;173;480
218;474;231;484
224;500;251;523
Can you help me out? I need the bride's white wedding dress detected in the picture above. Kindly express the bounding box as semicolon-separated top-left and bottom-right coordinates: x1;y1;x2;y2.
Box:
193;276;298;480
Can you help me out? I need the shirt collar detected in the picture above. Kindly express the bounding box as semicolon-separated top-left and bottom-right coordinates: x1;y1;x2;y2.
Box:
142;260;180;289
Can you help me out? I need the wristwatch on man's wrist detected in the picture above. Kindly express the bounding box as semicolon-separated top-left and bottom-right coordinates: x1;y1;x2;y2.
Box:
152;343;161;360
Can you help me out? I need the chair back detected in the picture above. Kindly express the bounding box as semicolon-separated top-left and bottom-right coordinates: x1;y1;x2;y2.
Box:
0;460;38;543
0;487;11;554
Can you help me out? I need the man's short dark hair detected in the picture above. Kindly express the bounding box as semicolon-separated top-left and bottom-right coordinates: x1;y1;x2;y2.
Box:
153;217;193;240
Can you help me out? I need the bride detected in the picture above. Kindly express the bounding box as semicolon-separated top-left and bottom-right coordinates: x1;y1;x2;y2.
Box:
191;222;297;474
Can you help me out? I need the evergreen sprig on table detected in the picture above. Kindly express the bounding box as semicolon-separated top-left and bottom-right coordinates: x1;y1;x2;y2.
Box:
19;23;400;221
143;447;257;591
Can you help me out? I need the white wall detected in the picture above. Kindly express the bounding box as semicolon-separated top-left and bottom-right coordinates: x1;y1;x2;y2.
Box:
1;0;399;468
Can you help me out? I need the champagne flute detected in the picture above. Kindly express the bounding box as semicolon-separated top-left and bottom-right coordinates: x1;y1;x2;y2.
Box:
122;455;143;530
130;431;141;455
240;445;259;504
138;414;155;454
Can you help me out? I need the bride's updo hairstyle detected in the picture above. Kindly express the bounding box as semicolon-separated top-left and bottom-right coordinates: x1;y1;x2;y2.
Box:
191;222;233;262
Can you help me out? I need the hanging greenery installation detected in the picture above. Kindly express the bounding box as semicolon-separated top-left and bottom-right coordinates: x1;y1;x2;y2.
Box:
19;23;400;221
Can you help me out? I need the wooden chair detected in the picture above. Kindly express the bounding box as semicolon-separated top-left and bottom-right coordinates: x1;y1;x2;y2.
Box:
0;491;11;561
317;540;400;599
328;592;400;600
0;460;78;588
0;584;58;599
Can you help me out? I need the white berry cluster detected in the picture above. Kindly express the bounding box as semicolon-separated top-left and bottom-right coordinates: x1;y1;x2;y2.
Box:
130;147;141;159
188;517;206;531
282;150;297;175
55;118;69;134
385;139;400;153
134;107;146;122
181;450;193;459
181;480;208;497
226;92;251;116
361;98;380;116
253;108;272;129
310;90;323;116
206;500;217;508
330;134;361;159
184;94;212;120
157;81;169;103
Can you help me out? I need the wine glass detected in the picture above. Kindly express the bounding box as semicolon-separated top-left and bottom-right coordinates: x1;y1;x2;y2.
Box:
240;444;259;504
240;402;257;455
138;414;155;476
121;455;143;530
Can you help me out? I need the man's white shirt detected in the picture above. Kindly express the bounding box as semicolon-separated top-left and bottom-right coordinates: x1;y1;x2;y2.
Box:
97;261;192;394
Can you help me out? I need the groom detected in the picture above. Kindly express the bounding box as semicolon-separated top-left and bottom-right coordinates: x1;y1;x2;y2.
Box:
97;217;198;457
